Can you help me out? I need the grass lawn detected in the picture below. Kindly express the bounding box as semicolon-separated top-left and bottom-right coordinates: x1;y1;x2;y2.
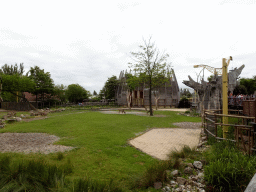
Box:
0;109;201;190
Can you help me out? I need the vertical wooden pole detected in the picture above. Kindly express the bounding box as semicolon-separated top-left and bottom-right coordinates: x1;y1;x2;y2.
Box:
222;58;229;138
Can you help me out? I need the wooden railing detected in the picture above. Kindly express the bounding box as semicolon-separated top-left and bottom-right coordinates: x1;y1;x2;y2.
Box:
203;109;256;155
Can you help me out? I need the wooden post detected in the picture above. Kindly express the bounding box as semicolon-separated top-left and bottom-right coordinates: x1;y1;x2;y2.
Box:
222;57;232;138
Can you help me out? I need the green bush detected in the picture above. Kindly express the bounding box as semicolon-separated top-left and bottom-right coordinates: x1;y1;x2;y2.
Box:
204;141;256;191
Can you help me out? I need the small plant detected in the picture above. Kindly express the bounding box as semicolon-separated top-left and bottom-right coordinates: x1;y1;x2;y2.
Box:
169;145;199;160
56;152;64;161
131;160;171;189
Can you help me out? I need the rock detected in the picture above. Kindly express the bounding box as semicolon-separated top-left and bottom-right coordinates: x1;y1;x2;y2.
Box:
170;180;177;185
171;170;179;176
15;117;22;122
198;172;204;179
188;175;198;181
193;161;203;169
20;114;25;118
184;167;193;174
176;177;186;185
154;181;162;189
187;163;194;168
162;186;171;192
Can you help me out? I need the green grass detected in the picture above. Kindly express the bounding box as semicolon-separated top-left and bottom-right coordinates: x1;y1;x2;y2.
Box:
0;109;201;190
203;140;256;192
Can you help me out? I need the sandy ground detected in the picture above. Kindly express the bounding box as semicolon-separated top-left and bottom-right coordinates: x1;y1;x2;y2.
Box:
129;122;202;160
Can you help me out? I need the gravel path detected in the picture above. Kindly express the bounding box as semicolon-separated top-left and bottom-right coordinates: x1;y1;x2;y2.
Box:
0;133;74;154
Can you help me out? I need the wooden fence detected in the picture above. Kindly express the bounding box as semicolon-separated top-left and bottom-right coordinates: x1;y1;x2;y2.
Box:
203;109;256;155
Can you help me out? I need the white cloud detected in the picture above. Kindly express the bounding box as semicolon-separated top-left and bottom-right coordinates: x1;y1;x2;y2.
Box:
0;0;255;93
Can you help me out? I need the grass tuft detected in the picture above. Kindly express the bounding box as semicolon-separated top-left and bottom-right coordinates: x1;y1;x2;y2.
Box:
203;140;256;191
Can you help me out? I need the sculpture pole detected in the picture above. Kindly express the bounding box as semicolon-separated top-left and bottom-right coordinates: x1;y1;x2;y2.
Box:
222;56;232;138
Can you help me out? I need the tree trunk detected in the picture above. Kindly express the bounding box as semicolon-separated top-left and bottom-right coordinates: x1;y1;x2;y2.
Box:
149;76;153;116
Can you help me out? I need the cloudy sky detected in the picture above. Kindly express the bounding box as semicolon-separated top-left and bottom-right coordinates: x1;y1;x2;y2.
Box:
0;0;255;94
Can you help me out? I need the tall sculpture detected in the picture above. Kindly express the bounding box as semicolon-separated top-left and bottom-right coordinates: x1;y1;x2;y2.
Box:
183;64;245;113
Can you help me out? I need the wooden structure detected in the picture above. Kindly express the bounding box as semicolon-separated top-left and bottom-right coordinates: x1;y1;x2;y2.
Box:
115;68;180;108
204;109;256;155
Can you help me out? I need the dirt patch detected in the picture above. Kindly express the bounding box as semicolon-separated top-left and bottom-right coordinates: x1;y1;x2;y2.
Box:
0;133;74;154
129;122;202;160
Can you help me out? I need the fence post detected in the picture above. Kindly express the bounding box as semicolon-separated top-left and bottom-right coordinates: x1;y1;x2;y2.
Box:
250;122;256;154
214;113;217;137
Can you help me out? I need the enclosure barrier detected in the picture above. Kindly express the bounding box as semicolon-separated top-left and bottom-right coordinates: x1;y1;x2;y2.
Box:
203;109;256;155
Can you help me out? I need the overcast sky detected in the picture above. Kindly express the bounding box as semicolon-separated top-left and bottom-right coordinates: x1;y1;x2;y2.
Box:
0;0;255;94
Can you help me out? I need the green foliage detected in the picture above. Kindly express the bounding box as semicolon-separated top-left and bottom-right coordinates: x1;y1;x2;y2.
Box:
180;88;192;98
178;95;190;108
203;141;256;191
54;84;67;102
2;74;36;93
101;75;119;100
93;90;97;96
26;66;55;102
169;145;200;160
0;63;24;75
65;84;89;103
233;84;247;95
240;77;256;95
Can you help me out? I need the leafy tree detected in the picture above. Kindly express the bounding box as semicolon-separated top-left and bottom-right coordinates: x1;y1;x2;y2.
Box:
66;84;89;103
0;63;24;75
93;90;97;96
1;74;35;101
102;76;119;100
129;38;171;116
0;63;35;102
233;84;247;95
180;88;192;98
239;78;256;95
26;66;54;103
54;84;67;102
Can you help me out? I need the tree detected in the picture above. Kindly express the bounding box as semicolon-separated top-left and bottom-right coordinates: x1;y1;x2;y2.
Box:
239;78;256;95
102;76;119;100
66;84;89;103
0;63;35;102
26;66;54;103
0;63;24;75
129;38;171;116
54;84;67;102
1;74;35;101
93;90;97;96
233;84;247;95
